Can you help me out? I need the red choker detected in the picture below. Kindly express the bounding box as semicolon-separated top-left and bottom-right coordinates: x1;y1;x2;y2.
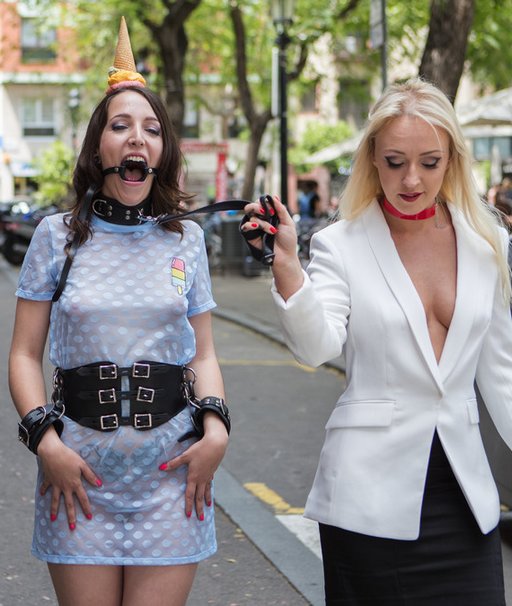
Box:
381;197;436;220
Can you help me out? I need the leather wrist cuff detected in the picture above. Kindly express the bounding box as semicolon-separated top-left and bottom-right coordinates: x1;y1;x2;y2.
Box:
191;396;231;437
18;402;65;454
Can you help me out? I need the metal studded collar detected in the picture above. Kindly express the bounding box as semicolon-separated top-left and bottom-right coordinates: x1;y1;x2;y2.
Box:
92;195;153;225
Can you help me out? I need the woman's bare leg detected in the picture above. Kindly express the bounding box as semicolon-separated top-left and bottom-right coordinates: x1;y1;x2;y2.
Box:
48;564;123;606
123;564;198;606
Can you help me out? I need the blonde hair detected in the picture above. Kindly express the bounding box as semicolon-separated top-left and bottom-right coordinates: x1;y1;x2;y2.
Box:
338;78;510;299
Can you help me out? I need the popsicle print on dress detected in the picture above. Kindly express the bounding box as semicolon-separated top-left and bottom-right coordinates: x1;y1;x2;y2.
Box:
171;257;186;295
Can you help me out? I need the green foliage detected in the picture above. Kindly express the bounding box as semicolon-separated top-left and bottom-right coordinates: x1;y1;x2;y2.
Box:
468;0;512;90
290;120;353;174
33;141;75;207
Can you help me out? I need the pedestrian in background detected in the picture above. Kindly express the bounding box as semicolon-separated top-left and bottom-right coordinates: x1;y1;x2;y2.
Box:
243;78;512;605
8;18;230;606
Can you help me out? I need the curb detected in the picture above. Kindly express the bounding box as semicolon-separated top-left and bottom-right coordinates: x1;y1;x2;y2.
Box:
215;467;324;606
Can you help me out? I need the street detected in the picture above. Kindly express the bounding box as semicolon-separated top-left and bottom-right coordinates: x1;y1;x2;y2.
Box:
1;262;512;605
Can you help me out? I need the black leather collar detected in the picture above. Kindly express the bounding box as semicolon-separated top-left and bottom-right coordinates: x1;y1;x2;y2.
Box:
92;195;153;225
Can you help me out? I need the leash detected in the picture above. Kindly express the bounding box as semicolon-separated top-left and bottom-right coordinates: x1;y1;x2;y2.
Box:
52;194;276;303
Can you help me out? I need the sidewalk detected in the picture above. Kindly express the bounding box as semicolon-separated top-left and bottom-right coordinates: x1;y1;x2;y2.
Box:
210;271;345;374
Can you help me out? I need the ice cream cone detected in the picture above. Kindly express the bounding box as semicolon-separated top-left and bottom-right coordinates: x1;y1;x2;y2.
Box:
107;17;146;93
113;16;136;72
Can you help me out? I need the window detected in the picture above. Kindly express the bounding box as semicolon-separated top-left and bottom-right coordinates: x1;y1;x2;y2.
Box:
183;101;199;139
22;98;55;137
473;137;512;162
337;79;370;128
21;18;57;63
300;82;318;113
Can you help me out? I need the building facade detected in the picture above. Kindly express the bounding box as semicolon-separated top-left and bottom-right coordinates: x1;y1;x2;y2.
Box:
0;0;83;199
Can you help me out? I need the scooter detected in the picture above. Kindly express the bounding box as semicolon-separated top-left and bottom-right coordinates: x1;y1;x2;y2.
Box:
0;202;58;266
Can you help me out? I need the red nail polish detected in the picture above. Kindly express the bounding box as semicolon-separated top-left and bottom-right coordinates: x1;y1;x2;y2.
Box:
269;226;278;234
86;513;93;520
159;463;167;471
50;513;57;522
251;222;258;228
269;207;275;216
95;479;103;487
258;207;265;214
199;513;205;521
206;500;212;507
186;511;192;518
69;523;76;531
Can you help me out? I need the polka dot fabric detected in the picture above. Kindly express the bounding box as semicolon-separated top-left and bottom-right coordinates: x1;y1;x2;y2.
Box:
17;213;217;565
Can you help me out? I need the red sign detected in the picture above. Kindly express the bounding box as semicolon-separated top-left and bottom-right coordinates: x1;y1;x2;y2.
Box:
216;152;228;200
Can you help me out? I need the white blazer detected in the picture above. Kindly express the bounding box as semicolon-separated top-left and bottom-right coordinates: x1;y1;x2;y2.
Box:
272;199;512;540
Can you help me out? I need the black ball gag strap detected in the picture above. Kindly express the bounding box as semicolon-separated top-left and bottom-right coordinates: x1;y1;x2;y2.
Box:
102;165;158;182
51;191;279;303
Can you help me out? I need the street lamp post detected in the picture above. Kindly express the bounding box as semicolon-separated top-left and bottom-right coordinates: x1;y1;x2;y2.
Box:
271;0;294;207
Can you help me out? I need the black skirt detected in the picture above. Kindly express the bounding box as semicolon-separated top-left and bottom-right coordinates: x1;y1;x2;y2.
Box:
319;432;506;606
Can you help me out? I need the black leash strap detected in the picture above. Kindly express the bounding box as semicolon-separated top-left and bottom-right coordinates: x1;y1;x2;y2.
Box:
52;197;273;303
148;199;249;225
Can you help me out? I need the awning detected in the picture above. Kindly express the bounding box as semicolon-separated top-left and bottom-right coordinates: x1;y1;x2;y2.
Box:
457;88;512;127
305;132;363;164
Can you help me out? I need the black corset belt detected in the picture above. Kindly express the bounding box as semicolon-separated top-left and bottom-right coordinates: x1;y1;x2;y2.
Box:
54;361;187;431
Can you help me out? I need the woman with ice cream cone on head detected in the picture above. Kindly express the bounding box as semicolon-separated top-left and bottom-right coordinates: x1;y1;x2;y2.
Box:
9;17;229;606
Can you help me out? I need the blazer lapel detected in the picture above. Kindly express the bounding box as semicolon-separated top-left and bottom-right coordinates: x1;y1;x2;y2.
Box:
362;200;445;393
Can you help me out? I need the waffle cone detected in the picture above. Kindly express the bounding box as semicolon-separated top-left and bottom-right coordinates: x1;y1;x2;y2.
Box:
113;16;136;72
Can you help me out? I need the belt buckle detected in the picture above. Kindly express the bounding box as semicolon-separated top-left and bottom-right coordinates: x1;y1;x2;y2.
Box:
132;363;150;378
100;414;119;430
98;388;117;404
136;387;155;403
99;364;117;380
133;413;152;429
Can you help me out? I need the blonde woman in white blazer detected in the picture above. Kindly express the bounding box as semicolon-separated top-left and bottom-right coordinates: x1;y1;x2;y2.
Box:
242;79;512;605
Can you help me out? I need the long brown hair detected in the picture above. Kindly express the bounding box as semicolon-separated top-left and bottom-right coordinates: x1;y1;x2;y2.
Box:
65;87;192;247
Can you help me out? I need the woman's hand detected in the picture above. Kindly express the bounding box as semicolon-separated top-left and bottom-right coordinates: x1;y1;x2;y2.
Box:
242;195;304;300
37;430;102;530
160;416;229;520
242;195;298;260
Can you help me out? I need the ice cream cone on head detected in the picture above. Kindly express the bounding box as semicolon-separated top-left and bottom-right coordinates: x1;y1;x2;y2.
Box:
107;16;146;94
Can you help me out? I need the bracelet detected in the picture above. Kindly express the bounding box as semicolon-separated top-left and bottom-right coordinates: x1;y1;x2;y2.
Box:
190;396;231;437
18;401;65;454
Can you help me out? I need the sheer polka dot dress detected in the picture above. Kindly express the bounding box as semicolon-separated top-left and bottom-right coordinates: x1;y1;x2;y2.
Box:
16;213;217;565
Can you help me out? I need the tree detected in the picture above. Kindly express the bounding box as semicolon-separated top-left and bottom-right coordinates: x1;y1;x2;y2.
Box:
48;0;204;136
225;0;364;199
135;1;203;135
419;0;475;100
33;141;75;207
290;120;353;175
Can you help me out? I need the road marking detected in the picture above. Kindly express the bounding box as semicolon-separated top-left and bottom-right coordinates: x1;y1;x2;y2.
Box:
277;514;322;560
218;359;317;372
244;482;322;560
243;482;305;514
